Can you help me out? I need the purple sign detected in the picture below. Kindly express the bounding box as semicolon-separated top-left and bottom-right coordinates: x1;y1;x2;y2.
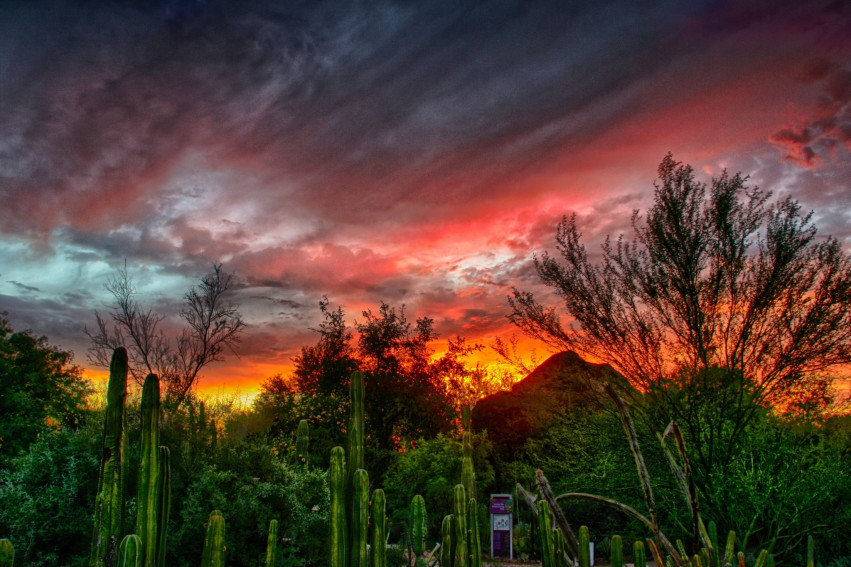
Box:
490;494;514;559
489;496;514;515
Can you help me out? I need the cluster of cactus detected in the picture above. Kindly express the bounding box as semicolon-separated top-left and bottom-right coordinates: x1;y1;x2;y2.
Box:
439;483;481;567
89;348;171;567
552;522;806;567
329;372;389;567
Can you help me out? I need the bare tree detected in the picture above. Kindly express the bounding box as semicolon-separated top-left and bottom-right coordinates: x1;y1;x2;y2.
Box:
87;263;246;407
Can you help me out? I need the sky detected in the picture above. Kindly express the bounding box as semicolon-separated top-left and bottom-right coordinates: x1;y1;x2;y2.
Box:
1;0;850;400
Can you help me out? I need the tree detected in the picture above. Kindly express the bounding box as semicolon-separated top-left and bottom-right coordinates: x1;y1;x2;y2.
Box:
509;154;851;519
0;314;93;459
86;263;245;407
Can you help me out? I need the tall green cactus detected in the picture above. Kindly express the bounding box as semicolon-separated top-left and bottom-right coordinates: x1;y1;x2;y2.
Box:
753;550;769;567
723;531;735;566
266;519;278;567
296;419;309;468
351;469;370;567
553;528;567;567
633;541;646;567
371;489;387;567
201;510;225;567
441;515;454;567
578;526;590;567
136;374;160;567
347;372;365;563
0;539;14;567
461;432;475;502
707;522;718;567
610;535;623;567
90;347;129;567
117;535;142;567
467;499;481;567
453;485;468;567
156;446;170;567
411;495;427;559
537;500;554;567
330;447;348;567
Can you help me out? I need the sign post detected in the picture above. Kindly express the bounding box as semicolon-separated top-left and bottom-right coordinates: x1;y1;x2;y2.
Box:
489;494;514;559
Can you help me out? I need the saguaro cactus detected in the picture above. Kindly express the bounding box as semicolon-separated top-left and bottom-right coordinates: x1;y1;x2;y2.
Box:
453;485;468;567
371;489;387;567
330;447;348;567
351;469;370;567
117;535;142;567
468;499;481;567
411;495;427;564
347;372;365;561
633;541;646;567
136;374;160;567
201;510;226;567
90;347;129;567
537;500;555;567
296;419;309;468
0;539;14;567
441;515;454;567
578;526;590;567
266;519;278;567
156;446;170;567
610;535;623;567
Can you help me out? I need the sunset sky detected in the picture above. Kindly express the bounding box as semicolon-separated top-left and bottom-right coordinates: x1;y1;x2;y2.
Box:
1;0;850;399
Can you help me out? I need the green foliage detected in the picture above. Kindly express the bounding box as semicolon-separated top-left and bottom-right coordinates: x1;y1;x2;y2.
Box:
0;420;101;567
383;433;493;539
0;314;92;459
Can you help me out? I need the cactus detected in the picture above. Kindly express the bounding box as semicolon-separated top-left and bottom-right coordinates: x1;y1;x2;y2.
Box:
610;535;623;567
723;531;735;566
700;547;710;567
633;541;646;567
201;510;225;567
441;515;454;567
117;535;142;567
136;374;160;567
537;500;554;567
693;554;704;567
467;499;481;567
676;540;689;564
453;485;468;567
296;419;309;468
554;528;567;567
411;495;427;558
351;469;369;567
0;539;14;567
576;526;590;567
736;551;745;567
753;550;769;567
461;432;475;502
371;489;387;567
330;447;348;567
156;446;170;567
707;522;718;567
266;519;278;567
90;347;129;567
347;372;365;562
807;535;814;567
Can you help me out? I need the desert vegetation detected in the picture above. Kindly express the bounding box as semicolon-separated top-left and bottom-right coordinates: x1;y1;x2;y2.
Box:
1;157;850;567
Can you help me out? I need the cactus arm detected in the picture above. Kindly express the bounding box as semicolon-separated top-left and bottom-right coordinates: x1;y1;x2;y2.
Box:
136;374;160;567
467;499;480;567
578;526;590;567
610;535;623;567
371;490;387;567
536;500;554;567
117;535;142;567
201;510;226;567
633;541;646;567
440;515;454;567
156;446;170;567
266;519;278;567
411;495;427;557
350;469;369;567
453;486;468;567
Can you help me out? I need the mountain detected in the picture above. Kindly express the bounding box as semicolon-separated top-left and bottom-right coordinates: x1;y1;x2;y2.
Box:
471;351;633;455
